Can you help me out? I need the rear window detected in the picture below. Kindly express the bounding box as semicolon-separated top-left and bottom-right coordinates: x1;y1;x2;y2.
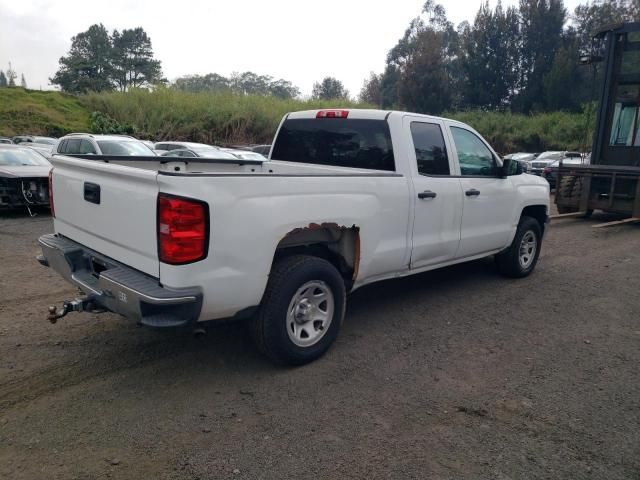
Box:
271;118;395;171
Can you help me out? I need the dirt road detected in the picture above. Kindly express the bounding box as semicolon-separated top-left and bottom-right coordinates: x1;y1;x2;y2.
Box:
0;210;638;479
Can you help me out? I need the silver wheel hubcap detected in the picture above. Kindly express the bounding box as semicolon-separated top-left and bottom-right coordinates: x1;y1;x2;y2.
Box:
286;280;334;347
519;230;537;269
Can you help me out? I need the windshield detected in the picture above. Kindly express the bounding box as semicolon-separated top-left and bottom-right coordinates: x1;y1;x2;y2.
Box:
537;152;562;160
227;150;266;160
33;137;56;145
192;148;238;159
97;140;154;156
0;148;51;166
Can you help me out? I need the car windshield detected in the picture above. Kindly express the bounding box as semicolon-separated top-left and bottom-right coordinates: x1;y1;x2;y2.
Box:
97;140;154;156
0;148;51;166
192;148;238;159
232;151;266;160
33;137;56;145
537;152;563;160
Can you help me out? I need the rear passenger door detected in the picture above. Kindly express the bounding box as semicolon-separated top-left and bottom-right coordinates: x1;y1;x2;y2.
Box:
405;116;463;269
446;124;515;258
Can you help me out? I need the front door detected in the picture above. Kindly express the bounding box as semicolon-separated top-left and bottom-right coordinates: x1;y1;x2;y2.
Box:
447;125;515;258
405;117;463;269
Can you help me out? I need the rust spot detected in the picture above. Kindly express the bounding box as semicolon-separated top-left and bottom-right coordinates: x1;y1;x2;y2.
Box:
285;222;342;237
352;229;361;281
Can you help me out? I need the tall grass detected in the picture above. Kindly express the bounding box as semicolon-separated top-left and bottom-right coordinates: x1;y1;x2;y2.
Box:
0;87;596;153
0;88;89;137
450;109;596;153
81;88;366;144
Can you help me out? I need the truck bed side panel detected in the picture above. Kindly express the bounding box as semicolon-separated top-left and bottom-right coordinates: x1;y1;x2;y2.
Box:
156;173;412;321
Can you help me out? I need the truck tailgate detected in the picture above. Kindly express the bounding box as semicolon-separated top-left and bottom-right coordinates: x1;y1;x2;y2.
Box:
50;156;159;277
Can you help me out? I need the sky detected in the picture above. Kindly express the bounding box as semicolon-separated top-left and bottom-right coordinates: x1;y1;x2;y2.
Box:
0;0;582;96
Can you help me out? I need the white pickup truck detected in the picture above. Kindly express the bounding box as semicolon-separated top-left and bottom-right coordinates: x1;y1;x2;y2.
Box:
39;109;549;365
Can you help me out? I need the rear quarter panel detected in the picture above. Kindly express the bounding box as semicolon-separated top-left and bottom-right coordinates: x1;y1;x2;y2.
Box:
156;173;411;321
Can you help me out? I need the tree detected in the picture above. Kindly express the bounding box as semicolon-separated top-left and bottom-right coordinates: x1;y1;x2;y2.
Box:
172;71;300;98
173;73;231;93
111;27;164;91
311;77;349;100
513;0;567;112
20;73;27;88
6;62;17;87
359;72;382;105
0;71;7;88
460;1;520;109
384;1;457;114
50;24;114;92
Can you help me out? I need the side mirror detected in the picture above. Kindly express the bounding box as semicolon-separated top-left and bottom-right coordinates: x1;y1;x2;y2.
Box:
501;158;523;177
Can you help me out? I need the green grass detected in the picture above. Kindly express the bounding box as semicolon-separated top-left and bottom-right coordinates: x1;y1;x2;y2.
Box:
0;87;596;153
81;88;366;144
0;87;90;137
449;109;596;154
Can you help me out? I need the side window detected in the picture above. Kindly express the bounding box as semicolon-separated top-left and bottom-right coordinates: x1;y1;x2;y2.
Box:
410;122;450;175
167;144;180;151
155;144;167;151
65;138;81;154
79;139;97;154
450;127;497;177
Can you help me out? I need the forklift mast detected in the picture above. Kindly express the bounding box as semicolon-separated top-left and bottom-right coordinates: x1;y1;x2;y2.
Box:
592;22;640;167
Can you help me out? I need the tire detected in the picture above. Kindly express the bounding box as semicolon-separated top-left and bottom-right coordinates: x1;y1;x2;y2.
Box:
557;176;593;217
251;255;346;366
496;216;543;278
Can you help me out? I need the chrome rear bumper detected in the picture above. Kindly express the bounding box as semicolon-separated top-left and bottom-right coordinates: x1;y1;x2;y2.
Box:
38;234;202;327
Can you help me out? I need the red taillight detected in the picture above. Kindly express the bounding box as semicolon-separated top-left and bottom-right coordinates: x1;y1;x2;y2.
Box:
316;110;349;119
48;168;55;218
158;194;208;265
543;167;551;174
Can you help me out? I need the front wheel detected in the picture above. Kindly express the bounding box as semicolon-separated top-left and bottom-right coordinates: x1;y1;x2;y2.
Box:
495;216;543;278
251;255;346;365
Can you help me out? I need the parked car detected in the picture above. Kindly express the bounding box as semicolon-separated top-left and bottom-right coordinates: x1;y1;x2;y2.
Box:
52;134;156;156
40;109;549;365
220;148;267;161
0;145;51;209
12;135;57;146
0;137;13;145
154;141;218;156
161;146;239;160
249;144;271;156
529;151;582;176
542;157;588;189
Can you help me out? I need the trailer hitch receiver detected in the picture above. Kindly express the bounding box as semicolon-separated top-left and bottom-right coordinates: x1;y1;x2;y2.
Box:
47;295;103;324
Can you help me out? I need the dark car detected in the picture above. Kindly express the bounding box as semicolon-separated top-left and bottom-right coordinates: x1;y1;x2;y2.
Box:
0;145;51;210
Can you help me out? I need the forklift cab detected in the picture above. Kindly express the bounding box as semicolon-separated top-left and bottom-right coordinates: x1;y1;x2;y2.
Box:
593;23;640;167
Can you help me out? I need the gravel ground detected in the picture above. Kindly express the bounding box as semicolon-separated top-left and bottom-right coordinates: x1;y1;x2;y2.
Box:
0;207;638;480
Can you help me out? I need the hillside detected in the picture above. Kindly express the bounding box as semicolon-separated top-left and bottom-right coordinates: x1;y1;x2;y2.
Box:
0;88;90;137
0;88;595;153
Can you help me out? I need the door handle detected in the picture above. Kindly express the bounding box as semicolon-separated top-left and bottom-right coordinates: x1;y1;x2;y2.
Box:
418;190;437;199
465;188;480;197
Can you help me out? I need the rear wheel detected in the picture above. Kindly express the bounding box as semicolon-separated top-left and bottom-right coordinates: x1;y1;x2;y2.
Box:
251;255;346;365
496;216;542;278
